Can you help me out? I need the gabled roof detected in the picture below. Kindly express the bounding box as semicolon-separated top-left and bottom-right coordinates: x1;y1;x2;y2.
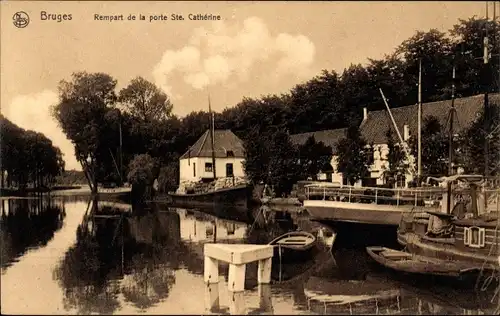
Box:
290;128;347;154
360;93;500;144
180;129;245;159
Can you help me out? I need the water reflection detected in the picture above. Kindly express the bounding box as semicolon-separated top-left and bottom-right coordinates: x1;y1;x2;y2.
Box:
1;197;66;270
1;197;498;315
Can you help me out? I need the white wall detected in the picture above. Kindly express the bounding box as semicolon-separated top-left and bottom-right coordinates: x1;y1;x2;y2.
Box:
318;142;415;188
179;157;245;183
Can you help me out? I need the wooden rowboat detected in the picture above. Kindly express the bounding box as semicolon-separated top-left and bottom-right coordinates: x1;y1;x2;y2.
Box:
268;231;317;262
366;246;486;278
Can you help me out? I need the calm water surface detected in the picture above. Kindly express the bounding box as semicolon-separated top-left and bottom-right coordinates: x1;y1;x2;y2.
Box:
1;196;498;315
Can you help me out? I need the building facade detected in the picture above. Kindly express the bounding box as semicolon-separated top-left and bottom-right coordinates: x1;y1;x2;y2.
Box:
179;129;246;183
291;93;498;188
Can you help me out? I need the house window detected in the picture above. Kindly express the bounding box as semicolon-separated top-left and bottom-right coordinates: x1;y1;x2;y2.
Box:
193;163;196;177
464;226;485;248
226;163;234;177
226;150;234;157
205;162;213;172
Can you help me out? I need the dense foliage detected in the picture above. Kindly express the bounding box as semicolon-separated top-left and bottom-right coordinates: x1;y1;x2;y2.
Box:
1;115;65;189
335;126;374;185
383;129;410;186
48;17;498;193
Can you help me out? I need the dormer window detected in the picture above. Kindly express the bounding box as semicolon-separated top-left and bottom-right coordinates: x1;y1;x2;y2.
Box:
226;150;234;157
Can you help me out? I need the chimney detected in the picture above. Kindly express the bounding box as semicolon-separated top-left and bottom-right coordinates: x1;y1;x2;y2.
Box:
363;107;368;121
403;125;410;141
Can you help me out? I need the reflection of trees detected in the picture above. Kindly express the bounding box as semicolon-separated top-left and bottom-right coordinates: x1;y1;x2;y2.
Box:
54;205;205;313
1;197;65;269
54;210;124;314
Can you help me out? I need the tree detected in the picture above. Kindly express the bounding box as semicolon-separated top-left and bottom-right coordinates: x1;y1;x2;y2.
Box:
157;163;179;194
127;154;157;202
383;129;409;187
395;29;454;103
267;130;301;197
287;70;344;133
409;116;449;177
242;127;273;185
460;103;500;176
336;126;374;185
449;17;500;96
118;77;173;122
297;136;333;181
53;72;118;192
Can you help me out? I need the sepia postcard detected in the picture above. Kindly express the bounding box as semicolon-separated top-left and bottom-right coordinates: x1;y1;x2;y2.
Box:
1;1;500;315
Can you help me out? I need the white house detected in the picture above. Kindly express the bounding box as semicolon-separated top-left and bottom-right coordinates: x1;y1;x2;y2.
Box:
179;129;246;183
291;93;498;188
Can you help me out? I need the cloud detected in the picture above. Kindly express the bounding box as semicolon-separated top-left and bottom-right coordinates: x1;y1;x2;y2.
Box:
152;16;316;95
2;90;81;171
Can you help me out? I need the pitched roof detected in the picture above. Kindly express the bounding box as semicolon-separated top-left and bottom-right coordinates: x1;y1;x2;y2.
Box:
290;128;347;153
360;93;500;144
180;129;245;159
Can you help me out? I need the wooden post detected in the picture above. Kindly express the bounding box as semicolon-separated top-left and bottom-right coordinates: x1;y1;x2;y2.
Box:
229;291;246;314
204;283;220;313
228;263;246;292
204;257;219;284
258;284;273;313
258;257;272;284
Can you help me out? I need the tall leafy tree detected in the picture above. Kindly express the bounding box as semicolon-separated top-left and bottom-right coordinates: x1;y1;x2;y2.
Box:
242;127;273;185
449;17;500;96
460;103;500;176
118;77;173;122
395;29;454;103
267;130;301;197
297;136;333;181
383;129;409;187
335;126;374;185
287;70;344;133
53;72;118;192
409;116;449;177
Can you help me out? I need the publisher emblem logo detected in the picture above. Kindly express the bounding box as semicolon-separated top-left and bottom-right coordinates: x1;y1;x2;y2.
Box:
13;11;30;28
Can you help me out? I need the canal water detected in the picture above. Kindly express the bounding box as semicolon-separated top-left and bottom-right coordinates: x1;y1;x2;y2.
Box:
1;196;498;315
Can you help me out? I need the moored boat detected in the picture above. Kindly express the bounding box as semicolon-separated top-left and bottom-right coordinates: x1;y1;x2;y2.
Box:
268;231;317;262
159;184;252;209
366;174;500;282
303;183;443;226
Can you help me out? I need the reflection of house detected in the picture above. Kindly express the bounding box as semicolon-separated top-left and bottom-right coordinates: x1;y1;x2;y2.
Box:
179;213;247;242
179;129;246;183
291;93;499;188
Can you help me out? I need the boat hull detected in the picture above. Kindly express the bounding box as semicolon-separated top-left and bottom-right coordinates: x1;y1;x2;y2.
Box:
160;185;251;209
272;244;316;263
304;200;413;226
366;246;488;281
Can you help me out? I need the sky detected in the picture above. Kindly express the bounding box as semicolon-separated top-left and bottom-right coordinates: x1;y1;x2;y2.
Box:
0;1;489;171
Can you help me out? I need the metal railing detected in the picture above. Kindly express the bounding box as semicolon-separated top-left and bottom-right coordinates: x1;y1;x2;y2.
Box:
305;183;500;209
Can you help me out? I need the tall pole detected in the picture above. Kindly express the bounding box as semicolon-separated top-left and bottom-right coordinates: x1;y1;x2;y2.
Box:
417;58;422;183
208;95;217;180
484;2;490;178
119;115;123;184
448;65;456;176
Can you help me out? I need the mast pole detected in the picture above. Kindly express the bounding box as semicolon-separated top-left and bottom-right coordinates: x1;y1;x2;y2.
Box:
484;2;490;178
418;58;422;184
448;65;456;176
208;95;217;180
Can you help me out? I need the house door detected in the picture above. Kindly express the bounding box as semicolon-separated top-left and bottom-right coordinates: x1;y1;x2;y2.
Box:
226;163;234;177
